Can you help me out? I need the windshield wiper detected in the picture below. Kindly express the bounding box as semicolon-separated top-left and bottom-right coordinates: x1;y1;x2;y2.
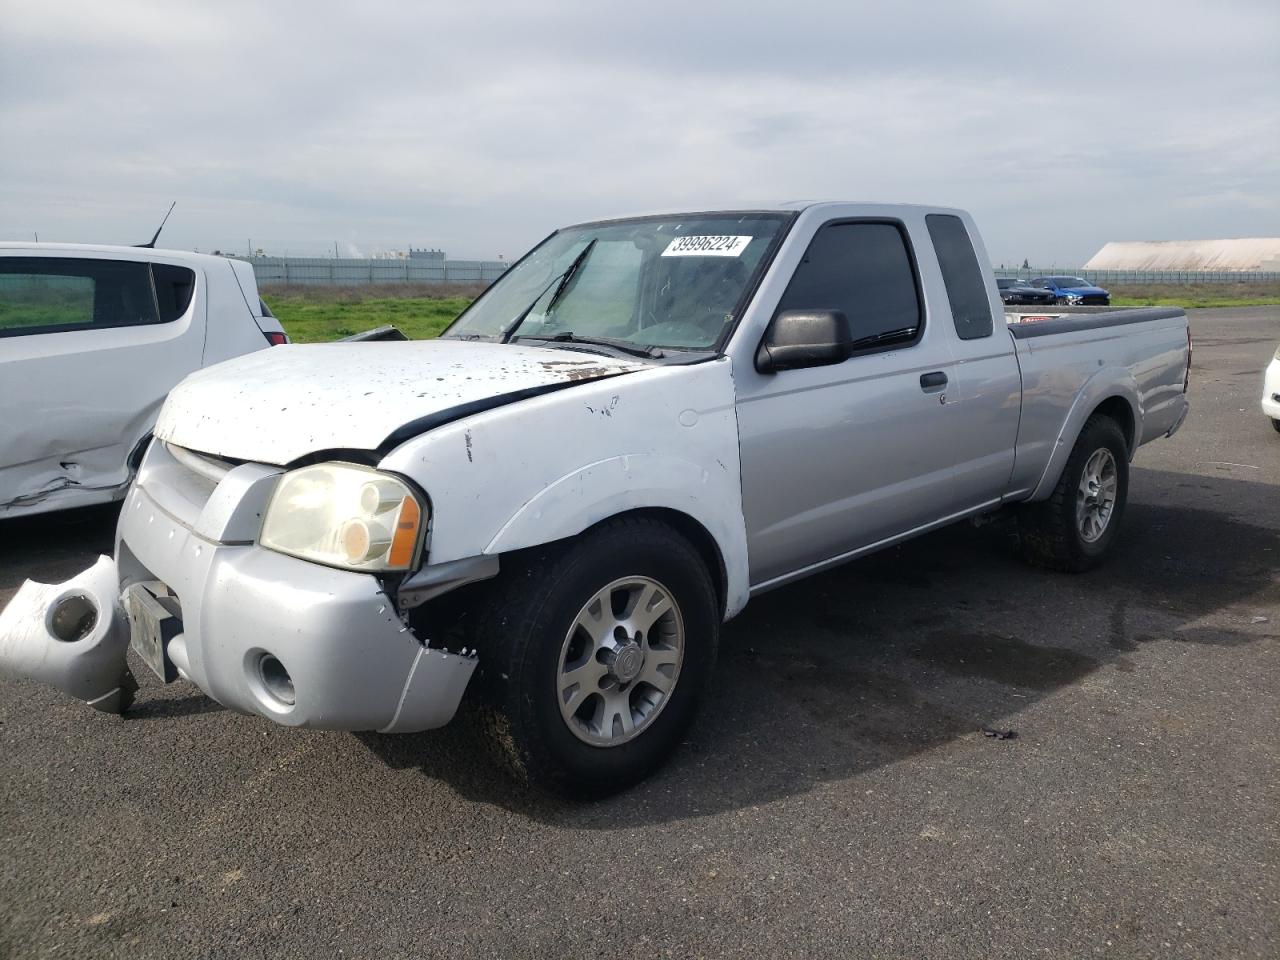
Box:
516;330;666;359
849;327;917;350
499;239;597;343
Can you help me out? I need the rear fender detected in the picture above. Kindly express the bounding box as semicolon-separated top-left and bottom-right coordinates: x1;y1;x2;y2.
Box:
1029;369;1140;502
0;400;159;520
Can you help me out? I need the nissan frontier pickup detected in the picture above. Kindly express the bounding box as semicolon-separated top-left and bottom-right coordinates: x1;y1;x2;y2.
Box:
0;202;1191;795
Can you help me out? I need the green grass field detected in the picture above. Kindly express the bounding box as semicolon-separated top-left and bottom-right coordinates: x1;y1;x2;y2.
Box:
261;281;1279;344
1111;295;1280;308
261;285;476;342
1109;282;1280;309
264;295;472;342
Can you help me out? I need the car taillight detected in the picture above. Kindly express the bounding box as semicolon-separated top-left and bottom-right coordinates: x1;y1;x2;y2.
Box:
265;331;289;346
1184;326;1192;392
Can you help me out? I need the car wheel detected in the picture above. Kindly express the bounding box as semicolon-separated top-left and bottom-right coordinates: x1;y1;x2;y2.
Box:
471;516;718;797
1272;418;1280;434
1018;414;1129;572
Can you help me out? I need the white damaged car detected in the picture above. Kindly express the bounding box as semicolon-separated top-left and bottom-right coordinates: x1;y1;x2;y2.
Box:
0;243;286;518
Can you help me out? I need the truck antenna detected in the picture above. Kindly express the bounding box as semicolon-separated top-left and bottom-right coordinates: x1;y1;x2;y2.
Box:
136;201;176;249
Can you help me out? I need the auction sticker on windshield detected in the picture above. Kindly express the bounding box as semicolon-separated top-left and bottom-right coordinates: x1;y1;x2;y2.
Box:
661;235;752;257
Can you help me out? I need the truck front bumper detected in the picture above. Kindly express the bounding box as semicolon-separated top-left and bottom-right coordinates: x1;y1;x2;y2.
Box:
0;482;477;733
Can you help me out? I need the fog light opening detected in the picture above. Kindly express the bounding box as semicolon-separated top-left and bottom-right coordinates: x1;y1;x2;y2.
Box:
49;594;97;643
258;654;295;706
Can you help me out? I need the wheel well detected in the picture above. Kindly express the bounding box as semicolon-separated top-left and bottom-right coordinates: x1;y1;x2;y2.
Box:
582;507;729;618
406;508;730;653
1091;396;1135;454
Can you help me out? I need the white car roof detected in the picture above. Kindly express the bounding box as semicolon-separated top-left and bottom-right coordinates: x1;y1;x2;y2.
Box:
0;242;243;267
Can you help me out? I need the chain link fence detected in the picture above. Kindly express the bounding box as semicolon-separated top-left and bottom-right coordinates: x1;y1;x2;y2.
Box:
247;256;1277;288
993;268;1280;284
249;257;509;286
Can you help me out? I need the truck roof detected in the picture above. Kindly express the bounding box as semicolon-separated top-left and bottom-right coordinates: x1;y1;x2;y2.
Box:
769;200;958;212
570;200;969;228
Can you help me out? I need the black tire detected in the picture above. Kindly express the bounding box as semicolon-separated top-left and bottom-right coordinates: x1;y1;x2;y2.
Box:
1019;414;1129;572
1271;418;1280;434
470;517;719;797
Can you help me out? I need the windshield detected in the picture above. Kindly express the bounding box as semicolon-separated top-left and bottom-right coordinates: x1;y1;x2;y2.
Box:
442;212;789;351
1051;276;1090;287
997;279;1020;288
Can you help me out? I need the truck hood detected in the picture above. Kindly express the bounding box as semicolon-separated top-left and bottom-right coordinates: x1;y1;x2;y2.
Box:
154;339;650;465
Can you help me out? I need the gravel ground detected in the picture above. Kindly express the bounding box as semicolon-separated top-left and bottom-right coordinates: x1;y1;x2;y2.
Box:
1;306;1276;959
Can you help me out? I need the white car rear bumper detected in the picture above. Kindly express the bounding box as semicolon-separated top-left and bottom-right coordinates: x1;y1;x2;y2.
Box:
1263;356;1280;420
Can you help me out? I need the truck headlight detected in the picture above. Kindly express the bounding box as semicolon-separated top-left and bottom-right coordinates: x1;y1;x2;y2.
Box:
260;463;426;571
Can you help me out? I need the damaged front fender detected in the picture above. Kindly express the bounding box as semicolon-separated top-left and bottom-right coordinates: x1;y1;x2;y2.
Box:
0;556;136;713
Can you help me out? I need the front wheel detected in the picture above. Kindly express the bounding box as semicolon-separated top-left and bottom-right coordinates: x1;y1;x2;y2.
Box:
471;517;719;797
1019;414;1129;572
1271;417;1280;434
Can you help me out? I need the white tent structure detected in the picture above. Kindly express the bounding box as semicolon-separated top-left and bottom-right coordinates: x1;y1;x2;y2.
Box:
1084;238;1280;272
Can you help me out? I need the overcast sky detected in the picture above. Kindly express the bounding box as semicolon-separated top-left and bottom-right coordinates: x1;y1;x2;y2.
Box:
2;0;1276;266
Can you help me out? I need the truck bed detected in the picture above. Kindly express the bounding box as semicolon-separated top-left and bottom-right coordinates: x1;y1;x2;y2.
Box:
1004;306;1190;501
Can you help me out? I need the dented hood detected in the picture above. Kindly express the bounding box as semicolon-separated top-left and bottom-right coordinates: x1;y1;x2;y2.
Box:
154;339;648;465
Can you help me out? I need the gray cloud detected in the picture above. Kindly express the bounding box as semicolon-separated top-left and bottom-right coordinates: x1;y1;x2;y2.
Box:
1;0;1276;265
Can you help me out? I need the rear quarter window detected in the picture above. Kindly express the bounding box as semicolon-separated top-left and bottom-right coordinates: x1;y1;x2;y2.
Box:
926;214;994;340
0;258;163;337
152;263;196;323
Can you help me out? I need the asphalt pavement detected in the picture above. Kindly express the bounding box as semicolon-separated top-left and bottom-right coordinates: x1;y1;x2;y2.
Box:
1;307;1277;959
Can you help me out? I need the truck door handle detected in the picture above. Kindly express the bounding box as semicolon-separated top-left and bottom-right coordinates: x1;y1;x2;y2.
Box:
920;371;948;391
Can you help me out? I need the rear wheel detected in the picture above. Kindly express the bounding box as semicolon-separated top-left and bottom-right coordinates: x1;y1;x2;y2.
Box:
471;517;718;797
1019;414;1129;572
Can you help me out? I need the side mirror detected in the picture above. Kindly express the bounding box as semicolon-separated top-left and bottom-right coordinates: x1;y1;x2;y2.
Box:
755;309;852;373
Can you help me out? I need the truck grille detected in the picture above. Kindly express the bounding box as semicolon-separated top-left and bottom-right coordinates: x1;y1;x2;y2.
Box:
166;443;234;485
135;441;238;528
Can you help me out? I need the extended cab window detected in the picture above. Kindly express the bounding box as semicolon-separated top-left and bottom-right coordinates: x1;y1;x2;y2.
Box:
0;258;164;337
926;214;994;340
774;222;922;350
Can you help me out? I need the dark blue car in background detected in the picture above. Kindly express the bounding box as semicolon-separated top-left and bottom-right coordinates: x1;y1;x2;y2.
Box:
1031;275;1111;305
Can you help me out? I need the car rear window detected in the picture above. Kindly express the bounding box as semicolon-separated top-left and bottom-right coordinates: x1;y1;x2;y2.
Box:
0;257;170;337
926;214;994;340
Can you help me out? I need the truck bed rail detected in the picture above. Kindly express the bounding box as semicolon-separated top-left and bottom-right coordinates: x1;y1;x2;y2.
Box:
1007;306;1185;339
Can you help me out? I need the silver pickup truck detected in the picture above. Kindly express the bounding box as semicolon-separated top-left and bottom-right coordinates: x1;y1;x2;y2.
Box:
0;202;1191;795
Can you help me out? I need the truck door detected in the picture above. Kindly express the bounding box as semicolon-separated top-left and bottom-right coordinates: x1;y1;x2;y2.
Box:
923;213;1021;506
735;219;965;588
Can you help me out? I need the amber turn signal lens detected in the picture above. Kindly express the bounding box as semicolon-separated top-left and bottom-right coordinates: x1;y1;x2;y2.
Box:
387;496;422;569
